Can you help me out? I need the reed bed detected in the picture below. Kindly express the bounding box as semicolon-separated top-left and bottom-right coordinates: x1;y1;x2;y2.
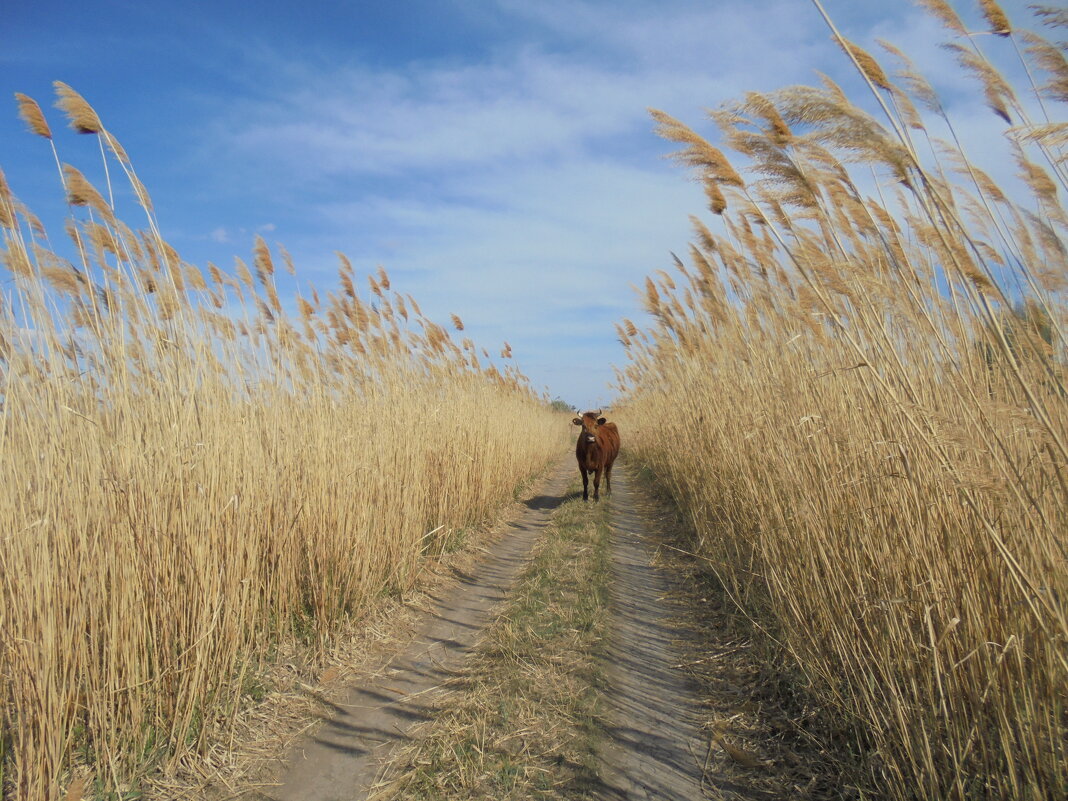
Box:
616;3;1066;799
0;86;568;800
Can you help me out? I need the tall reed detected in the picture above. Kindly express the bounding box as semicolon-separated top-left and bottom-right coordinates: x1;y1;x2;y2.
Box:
0;85;569;800
617;3;1066;798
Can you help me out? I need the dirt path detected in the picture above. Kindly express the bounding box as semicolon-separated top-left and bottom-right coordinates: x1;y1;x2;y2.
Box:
257;458;576;801
592;467;708;800
254;460;726;800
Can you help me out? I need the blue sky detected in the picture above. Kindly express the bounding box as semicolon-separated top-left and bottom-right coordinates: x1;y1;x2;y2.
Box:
0;0;1041;408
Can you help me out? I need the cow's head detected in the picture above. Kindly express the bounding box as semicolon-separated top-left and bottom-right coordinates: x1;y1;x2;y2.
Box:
572;411;607;444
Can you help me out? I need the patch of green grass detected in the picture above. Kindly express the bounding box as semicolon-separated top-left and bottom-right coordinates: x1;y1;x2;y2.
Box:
375;486;612;800
440;527;471;555
241;672;270;703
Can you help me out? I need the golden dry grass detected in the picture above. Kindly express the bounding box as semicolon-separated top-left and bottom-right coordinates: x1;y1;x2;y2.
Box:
616;4;1066;799
0;86;569;800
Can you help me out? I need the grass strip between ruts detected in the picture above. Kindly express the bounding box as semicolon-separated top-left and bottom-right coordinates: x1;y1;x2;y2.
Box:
371;488;611;800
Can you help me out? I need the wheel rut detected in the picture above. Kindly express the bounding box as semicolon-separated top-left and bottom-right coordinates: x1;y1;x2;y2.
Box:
258;458;576;801
593;466;707;800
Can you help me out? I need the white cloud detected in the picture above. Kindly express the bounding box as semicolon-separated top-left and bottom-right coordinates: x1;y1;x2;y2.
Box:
212;1;837;182
190;0;1044;406
311;157;702;326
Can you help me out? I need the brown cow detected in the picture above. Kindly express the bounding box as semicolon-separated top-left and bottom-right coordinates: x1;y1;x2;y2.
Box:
572;410;620;502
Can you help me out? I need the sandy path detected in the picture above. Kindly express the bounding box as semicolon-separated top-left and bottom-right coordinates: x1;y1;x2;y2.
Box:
257;458;575;801
592;466;709;800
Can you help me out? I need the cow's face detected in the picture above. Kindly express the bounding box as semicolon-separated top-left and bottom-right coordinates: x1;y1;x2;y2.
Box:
573;414;606;445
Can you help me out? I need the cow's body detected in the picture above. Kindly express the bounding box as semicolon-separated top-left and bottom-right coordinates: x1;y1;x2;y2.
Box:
572;412;621;501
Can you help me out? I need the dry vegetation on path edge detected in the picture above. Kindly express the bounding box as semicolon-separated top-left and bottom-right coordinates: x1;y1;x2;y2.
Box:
0;84;570;801
614;3;1067;798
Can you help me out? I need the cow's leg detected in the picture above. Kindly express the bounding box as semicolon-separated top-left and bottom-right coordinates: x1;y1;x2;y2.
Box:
580;465;589;501
604;461;613;497
592;466;602;501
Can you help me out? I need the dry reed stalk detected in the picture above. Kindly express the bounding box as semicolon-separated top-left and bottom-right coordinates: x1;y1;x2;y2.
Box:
0;93;570;801
617;4;1067;799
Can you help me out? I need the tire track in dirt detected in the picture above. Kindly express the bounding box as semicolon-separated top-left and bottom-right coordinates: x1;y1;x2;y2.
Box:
592;465;710;800
596;467;822;801
256;458;576;801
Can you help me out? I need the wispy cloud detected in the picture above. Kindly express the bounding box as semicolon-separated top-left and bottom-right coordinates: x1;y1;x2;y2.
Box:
193;1;859;404
7;0;1035;406
213;2;837;181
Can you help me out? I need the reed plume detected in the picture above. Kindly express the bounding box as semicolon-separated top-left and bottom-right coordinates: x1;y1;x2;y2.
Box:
839;39;893;91
916;0;967;35
15;93;51;138
650;108;745;187
978;0;1012;36
53;81;102;134
62;165;113;221
1;85;569;800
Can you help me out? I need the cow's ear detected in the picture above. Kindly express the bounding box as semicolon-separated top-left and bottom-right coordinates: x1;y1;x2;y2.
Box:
597;417;607;425
572;417;582;426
